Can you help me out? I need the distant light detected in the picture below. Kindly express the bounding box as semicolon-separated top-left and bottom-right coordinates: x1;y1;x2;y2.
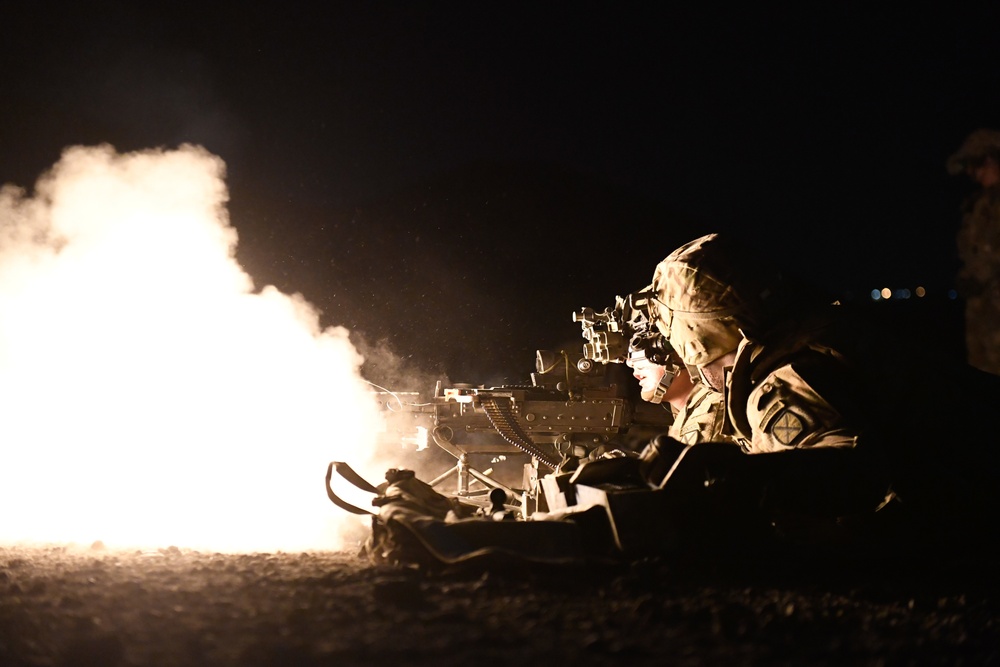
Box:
869;286;935;301
948;289;958;300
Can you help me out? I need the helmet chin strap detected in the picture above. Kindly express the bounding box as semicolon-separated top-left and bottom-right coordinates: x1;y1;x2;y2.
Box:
647;361;681;404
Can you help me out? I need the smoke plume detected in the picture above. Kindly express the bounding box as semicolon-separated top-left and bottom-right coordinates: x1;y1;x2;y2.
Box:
0;144;387;553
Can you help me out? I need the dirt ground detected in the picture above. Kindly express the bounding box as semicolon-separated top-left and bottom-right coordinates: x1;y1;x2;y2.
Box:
1;541;998;667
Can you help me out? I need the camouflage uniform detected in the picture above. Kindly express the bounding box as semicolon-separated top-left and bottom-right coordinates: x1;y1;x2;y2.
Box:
948;129;1000;375
668;380;728;445
650;233;1000;542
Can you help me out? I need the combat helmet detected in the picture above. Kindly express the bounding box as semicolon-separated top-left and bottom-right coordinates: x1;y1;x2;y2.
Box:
650;233;778;366
947;128;1000;175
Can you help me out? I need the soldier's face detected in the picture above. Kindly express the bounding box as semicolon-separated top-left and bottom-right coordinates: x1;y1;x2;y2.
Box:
626;354;668;402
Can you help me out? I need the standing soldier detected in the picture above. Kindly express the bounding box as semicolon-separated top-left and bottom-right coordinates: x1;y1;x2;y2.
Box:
947;128;1000;375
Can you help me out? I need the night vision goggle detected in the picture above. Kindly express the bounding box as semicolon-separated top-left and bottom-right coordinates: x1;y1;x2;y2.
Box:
574;288;672;365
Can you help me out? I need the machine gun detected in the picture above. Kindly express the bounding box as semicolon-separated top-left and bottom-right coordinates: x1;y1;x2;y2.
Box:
325;290;687;561
352;288;677;516
368;341;672;517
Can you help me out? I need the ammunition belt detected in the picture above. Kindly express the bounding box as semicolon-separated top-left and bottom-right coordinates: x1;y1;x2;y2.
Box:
480;396;561;469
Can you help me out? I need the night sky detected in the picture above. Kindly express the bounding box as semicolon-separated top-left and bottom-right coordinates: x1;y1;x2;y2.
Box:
3;3;999;383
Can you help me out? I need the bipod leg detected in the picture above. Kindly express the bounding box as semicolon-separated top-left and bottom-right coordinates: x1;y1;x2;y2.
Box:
457;453;470;495
428;464;459;489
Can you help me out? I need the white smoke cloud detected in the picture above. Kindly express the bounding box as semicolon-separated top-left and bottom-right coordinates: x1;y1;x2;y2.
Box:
0;144;386;553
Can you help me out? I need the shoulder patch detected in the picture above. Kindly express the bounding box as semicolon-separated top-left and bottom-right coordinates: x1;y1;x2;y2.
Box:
744;363;843;452
769;408;804;446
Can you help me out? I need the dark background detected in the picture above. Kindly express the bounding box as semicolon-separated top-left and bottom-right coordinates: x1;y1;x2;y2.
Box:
2;2;998;384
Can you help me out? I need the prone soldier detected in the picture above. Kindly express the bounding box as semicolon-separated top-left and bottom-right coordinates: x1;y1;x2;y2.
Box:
644;232;1000;554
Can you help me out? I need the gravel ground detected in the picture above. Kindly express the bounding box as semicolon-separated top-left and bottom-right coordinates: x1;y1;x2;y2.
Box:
1;542;998;667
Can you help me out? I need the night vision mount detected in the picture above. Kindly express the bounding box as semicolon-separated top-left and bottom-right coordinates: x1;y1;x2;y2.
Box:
574;287;671;365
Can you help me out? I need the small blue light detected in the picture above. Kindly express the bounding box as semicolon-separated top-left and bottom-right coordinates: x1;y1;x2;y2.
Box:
948;289;958;300
870;289;881;301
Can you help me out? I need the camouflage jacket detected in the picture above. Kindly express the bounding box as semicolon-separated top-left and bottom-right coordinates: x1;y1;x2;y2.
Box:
723;305;873;455
725;338;858;454
721;305;1000;526
721;301;1000;491
669;381;732;445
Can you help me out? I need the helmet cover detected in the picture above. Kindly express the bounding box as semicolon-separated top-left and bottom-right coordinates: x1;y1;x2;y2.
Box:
650;233;753;366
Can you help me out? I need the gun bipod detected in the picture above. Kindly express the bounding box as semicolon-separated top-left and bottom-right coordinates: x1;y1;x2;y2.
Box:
426;430;531;516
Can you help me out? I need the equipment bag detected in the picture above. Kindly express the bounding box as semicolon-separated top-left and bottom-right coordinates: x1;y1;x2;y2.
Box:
326;462;619;570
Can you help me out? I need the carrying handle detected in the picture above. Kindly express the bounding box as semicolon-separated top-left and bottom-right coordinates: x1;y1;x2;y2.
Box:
325;461;380;515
